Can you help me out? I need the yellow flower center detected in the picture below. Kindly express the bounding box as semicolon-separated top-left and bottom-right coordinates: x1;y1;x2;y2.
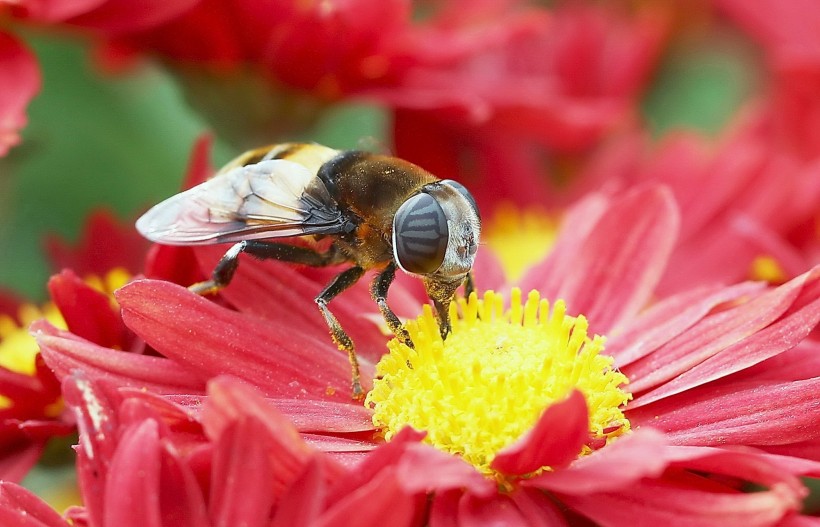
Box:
483;204;558;281
366;289;631;476
749;255;788;284
0;268;130;410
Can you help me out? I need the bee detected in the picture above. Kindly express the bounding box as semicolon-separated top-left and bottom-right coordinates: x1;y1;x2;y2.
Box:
136;143;481;397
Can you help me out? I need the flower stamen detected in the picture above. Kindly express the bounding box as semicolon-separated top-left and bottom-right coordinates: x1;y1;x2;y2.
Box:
367;289;631;476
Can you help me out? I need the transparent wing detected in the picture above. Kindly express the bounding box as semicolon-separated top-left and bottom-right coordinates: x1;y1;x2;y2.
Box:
136;159;346;245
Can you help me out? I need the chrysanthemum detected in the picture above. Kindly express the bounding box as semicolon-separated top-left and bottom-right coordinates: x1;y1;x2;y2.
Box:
0;210;152;481
32;184;820;524
0;375;493;527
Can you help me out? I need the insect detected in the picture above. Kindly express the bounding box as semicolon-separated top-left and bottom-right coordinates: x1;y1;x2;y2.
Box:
136;143;481;397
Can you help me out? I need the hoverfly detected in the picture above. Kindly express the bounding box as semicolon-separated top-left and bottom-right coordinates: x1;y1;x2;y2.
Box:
136;143;481;397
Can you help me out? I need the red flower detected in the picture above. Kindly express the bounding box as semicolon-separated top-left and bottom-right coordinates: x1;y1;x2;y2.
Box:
0;375;490;527
34;185;820;524
0;203;163;481
718;0;820;160
0;31;40;157
566;108;820;295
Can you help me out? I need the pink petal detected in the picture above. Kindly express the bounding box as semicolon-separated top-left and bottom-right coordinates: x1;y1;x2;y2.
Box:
0;442;44;483
661;445;808;496
34;321;207;393
62;376;122;527
47;270;128;349
508;488;570;527
157;394;374;434
451;492;532;527
267;399;373;433
472;247;507;292
523;186;679;335
525;427;669;495
732;338;820;382
628;267;820;402
302;433;377;454
519;192;609;292
627;377;820;447
194;245;397;365
0;481;68;527
563;478;799;527
208;418;277;527
269;457;326;527
607;281;766;367
201;377;346;492
102;420;162;527
0;32;40;157
327;427;492;501
117;279;368;400
317;469;421;527
491;389;588;475
157;449;210;527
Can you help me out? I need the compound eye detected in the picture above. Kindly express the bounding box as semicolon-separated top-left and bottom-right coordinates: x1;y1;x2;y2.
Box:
393;193;449;274
441;179;480;220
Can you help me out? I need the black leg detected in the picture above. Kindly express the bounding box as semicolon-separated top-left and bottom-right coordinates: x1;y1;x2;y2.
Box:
423;277;462;340
371;263;413;348
189;240;344;294
464;271;476;299
316;266;366;398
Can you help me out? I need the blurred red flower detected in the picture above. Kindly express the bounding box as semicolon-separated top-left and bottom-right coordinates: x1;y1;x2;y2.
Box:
563;107;820;296
718;0;820;160
0;32;39;157
0;206;157;481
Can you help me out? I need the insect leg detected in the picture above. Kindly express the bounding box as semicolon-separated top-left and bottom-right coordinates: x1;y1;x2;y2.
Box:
371;263;413;348
464;271;476;299
316;266;367;398
189;240;344;294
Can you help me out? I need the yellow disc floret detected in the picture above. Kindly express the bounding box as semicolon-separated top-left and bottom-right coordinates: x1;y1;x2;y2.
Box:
366;289;631;476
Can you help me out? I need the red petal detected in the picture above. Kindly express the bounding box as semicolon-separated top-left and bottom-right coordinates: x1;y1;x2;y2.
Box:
116;279;367;400
0;441;44;483
491;389;588;475
0;32;40;157
627;378;820;447
12;0;105;22
607;281;766;367
327;427;492;502
102;420;162;527
525;428;669;495
509;488;569;527
522;186;679;335
34;321;206;393
202;377;345;494
0;481;68;527
44;210;149;277
48;270;128;349
193;246;390;364
65;0;201;35
560;445;808;527
563;477;800;527
450;492;532;527
208;418;277;527
157;448;210;527
269;457;326;527
735;338;820;382
317;468;421;527
627;266;820;401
